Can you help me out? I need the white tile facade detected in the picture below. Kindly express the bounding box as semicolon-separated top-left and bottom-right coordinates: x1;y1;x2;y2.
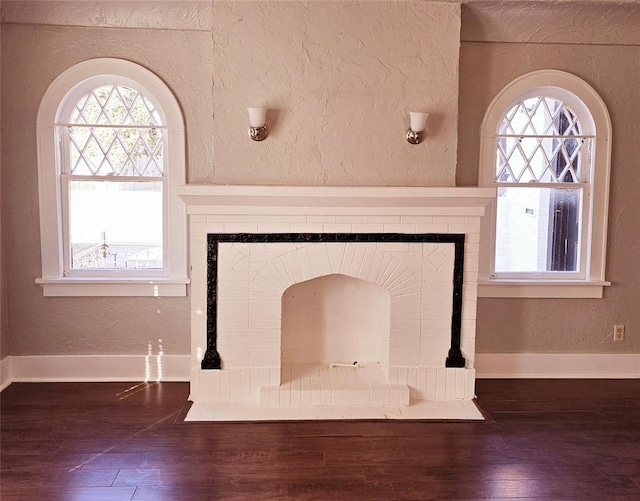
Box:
179;185;493;419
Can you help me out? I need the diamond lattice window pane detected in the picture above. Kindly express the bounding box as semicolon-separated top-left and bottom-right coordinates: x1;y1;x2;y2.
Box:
129;95;153;126
495;96;588;184
61;84;164;177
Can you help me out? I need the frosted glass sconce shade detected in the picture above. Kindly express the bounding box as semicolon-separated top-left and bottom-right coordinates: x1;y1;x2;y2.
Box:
406;111;429;144
247;107;268;141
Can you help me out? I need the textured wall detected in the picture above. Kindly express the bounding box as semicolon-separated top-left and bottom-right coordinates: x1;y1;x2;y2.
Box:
211;1;460;186
462;2;640;45
1;0;213;31
458;41;640;353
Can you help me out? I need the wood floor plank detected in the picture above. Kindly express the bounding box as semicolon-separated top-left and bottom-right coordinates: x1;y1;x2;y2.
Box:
391;477;640;500
0;486;136;501
2;380;640;500
363;462;605;482
131;484;292;501
287;480;395;500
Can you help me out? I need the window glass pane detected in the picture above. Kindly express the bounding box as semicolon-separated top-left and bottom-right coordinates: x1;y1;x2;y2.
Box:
66;126;163;177
495;187;581;273
68;180;163;270
498;97;580;137
70;85;162;127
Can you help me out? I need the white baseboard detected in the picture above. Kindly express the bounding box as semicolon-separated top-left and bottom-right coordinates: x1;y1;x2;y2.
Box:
476;353;640;379
0;356;13;392
5;354;190;384
1;353;638;389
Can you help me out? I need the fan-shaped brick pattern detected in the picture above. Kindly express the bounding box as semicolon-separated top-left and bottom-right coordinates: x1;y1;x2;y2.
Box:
250;243;421;299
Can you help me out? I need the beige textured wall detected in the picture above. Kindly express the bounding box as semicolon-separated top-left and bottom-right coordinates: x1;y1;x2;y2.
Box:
1;1;461;357
458;4;640;353
211;1;460;186
461;2;640;45
1;0;214;31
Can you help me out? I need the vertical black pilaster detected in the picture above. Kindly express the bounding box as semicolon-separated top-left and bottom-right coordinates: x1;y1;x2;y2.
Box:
201;235;221;369
445;235;466;368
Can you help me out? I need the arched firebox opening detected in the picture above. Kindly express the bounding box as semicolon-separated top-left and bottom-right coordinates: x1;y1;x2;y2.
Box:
281;273;391;381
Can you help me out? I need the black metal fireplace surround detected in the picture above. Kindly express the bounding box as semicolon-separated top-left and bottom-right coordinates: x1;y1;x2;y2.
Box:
202;233;466;370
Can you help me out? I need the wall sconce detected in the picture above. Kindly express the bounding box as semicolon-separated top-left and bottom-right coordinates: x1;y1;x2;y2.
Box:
247;107;268;141
405;111;429;144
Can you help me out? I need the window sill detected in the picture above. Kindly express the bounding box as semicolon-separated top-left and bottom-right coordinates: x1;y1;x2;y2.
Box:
477;279;611;299
36;277;190;297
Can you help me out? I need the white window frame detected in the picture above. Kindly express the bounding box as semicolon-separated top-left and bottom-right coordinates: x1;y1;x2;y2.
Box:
478;70;612;299
36;58;188;296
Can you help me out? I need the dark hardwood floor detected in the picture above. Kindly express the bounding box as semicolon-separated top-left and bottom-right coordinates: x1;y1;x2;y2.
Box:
2;379;640;500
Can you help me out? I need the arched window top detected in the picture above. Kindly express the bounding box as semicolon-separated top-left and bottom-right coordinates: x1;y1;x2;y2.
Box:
59;82;165;178
481;70;611;187
495;95;589;185
65;84;163;127
40;58;183;133
481;70;609;141
498;97;581;137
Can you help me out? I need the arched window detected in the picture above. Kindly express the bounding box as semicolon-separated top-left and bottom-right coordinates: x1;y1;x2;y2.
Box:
478;70;611;298
36;59;187;296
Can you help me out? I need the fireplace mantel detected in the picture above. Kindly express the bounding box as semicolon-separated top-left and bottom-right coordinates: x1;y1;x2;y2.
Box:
177;185;495;215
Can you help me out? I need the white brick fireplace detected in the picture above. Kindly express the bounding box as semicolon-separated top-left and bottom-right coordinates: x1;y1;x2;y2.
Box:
178;185;494;420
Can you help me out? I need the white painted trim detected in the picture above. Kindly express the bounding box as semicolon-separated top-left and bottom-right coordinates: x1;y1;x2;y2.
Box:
4;353;638;386
0;356;14;392
478;279;611;298
36;277;189;297
8;355;191;382
179;185;495;199
476;353;640;379
177;185;495;216
185;206;490;217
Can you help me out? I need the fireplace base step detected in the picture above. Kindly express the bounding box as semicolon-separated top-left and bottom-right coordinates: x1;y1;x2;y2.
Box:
185;400;484;421
260;384;411;407
260;363;411;407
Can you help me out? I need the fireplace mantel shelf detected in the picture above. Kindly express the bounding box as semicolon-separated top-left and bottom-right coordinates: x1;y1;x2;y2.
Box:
177;185;495;216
